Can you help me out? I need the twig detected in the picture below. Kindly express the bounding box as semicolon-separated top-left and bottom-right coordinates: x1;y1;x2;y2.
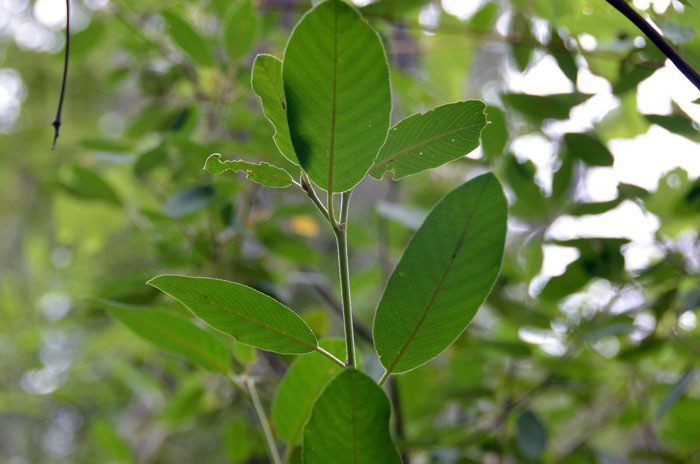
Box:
51;0;70;149
606;0;700;91
243;376;282;464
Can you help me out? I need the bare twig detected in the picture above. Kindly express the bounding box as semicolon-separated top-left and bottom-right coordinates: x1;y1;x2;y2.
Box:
51;0;70;149
606;0;700;91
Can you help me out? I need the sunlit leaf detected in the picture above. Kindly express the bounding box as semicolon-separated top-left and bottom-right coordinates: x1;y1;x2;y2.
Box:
303;369;401;463
205;154;296;188
283;0;391;192
373;173;507;374
251;54;298;164
148;275;318;355
369;101;487;180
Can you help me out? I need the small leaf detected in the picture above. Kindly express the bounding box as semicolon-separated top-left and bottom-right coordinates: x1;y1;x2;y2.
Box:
481;105;508;160
99;299;231;373
373;173;507;375
563;132;614;167
252;54;298;164
657;368;697;418
273;339;353;444
303;369;401;464
163;185;215;217
550;29;578;82
148;275;318;355
205;154;296;188
162;9;216;67
62;166;121;205
502;92;592;122
223;0;261;61
283;0;391;192
370;101;487;180
516;410;547;461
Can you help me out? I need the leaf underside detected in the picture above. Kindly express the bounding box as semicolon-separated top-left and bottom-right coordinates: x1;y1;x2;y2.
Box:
373;173;508;374
370;100;488;180
148;275;317;355
283;0;391;192
251;54;299;164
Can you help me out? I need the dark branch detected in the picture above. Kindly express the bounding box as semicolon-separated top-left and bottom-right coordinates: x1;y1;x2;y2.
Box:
51;0;70;150
606;0;700;91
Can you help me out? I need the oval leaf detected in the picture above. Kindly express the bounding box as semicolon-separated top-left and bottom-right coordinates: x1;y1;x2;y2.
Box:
205;154;296;188
516;410;547;460
223;0;260;61
283;0;391;192
370;101;487;180
373;173;507;375
303;369;401;464
147;275;318;355
162;9;216;67
252;54;298;164
563;132;614;167
272;339;351;444
163;185;215;217
99;299;230;373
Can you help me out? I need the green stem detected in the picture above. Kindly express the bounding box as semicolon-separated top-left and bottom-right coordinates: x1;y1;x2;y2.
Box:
334;191;356;368
245;376;282;464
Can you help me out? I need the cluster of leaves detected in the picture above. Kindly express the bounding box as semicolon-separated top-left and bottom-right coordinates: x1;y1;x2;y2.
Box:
1;0;700;463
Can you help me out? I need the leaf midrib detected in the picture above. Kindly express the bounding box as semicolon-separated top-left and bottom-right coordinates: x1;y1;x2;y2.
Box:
371;124;481;174
382;179;491;375
327;0;339;193
153;282;317;352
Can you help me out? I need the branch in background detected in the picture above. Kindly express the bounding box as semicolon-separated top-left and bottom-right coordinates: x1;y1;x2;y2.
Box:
51;0;70;149
606;0;700;91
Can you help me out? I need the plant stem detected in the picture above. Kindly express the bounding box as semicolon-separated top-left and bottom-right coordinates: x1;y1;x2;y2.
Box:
245;376;282;464
334;191;356;368
378;369;390;387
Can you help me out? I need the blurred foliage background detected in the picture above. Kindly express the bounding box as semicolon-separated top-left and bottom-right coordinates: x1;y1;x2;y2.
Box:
2;0;700;462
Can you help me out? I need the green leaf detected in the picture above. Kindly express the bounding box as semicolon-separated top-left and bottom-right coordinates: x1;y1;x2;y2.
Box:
204;154;296;188
550;29;578;82
273;339;350;444
657;368;697;418
516;410;547;460
369;101;487;180
373;173;507;375
223;0;260;61
90;420;133;463
147;275;318;355
564;132;614;167
163;185;215;217
99;299;231;373
61;166;121;205
162;9;216;67
283;0;391;192
302;369;401;464
502;92;592;122
481;105;508;160
251;54;298;164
